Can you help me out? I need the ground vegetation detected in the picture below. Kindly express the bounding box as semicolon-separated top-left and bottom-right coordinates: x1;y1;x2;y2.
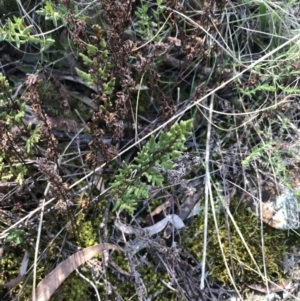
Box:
1;0;300;300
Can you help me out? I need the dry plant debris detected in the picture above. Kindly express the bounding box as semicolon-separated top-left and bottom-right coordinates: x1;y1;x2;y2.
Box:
1;0;300;300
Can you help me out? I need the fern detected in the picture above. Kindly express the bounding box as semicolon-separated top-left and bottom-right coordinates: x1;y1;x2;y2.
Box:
26;126;41;153
112;119;193;215
75;68;95;86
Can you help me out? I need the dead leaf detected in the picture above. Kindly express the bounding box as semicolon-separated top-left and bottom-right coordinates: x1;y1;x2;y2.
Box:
246;279;292;293
28;243;121;301
146;197;172;224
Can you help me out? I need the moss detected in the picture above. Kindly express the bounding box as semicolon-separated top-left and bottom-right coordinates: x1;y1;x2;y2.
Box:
78;220;98;247
139;266;175;300
37;81;62;117
50;272;93;301
107;245;178;300
75;212;101;247
0;246;23;286
0;246;45;300
182;200;288;287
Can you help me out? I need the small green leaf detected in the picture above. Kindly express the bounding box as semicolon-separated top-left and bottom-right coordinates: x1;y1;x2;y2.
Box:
6;229;25;245
87;44;98;56
99;39;106;50
142;172;152;183
79;53;93;66
15;35;21;48
161;160;173;170
43;38;55;50
22;25;33;35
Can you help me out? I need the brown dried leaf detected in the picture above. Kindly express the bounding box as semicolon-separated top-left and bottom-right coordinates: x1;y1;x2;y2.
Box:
146;197;172;225
28;243;120;301
246;279;292;294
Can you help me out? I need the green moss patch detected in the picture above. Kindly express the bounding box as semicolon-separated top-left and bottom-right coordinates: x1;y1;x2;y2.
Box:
182;200;290;286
